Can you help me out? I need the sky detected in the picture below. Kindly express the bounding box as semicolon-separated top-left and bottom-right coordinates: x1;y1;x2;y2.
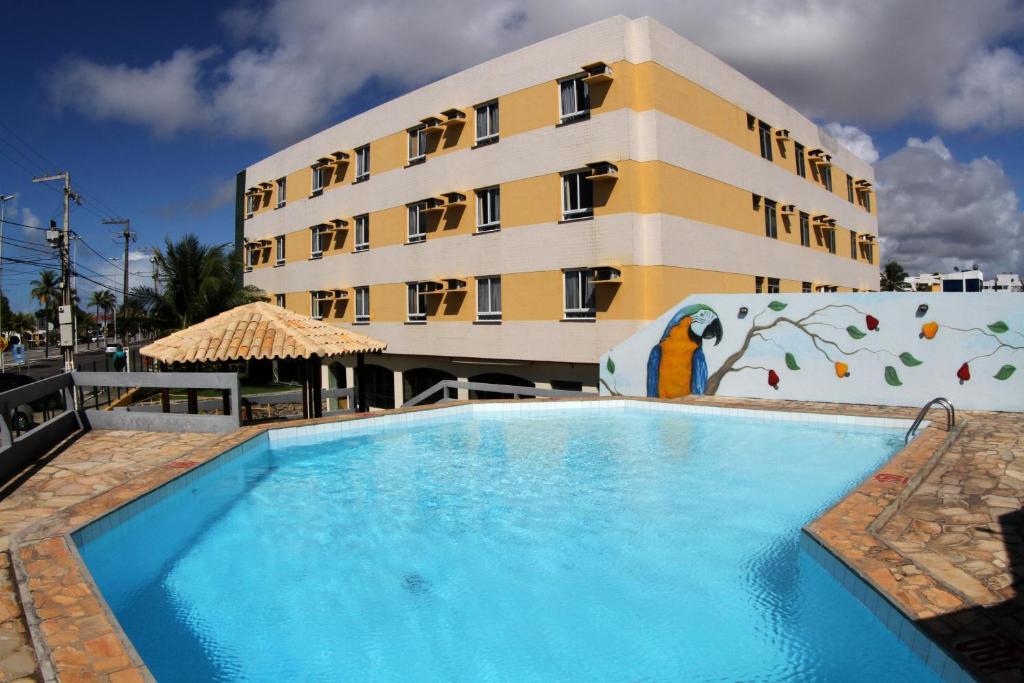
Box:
1;0;1023;313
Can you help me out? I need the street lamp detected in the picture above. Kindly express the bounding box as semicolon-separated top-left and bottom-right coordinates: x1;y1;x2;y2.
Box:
0;194;16;373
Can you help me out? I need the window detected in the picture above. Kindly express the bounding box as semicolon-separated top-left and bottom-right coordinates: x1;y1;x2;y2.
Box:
407;203;427;243
764;199;778;239
276;177;286;208
795;142;806;178
864;242;874;264
245;193;258;217
476;276;501;321
825;228;836;254
755;276;764;294
354;214;369;251
310;291;329;320
355;145;370;181
559;76;589;120
561;170;593;220
850;231;858;260
475;101;499;143
355;286;370;322
476;187;500;231
799;212;810;247
275;293;286;307
246;245;258;269
563;269;595;319
802;281;812;293
847;175;854;203
767;277;780;294
275;235;286;265
821;164;833;192
407;283;427;322
311;165;326;194
310;225;328;258
758;121;773;161
408;126;427;163
863;191;872;212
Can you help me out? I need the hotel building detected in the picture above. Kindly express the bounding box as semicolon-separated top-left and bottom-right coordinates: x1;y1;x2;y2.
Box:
237;15;879;408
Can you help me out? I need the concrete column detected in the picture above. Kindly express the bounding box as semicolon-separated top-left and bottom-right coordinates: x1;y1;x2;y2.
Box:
392;368;404;409
322;363;337;412
456;376;470;401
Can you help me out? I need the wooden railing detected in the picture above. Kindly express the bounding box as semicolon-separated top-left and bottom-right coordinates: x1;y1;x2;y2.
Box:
402;379;595;408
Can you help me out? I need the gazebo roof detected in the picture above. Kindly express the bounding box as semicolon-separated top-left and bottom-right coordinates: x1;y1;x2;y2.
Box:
140;302;387;364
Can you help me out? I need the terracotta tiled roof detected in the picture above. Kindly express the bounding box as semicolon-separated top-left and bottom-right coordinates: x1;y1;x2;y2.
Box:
140;302;387;364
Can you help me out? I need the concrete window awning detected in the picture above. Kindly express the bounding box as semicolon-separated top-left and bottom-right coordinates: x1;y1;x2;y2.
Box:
139;301;386;365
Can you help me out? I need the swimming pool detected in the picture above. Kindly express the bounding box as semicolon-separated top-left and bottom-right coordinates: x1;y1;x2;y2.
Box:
75;402;942;681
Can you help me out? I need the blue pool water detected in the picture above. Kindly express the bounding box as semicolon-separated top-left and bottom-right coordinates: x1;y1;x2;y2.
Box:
76;405;940;681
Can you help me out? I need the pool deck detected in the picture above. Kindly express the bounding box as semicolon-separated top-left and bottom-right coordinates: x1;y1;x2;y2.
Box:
0;398;1020;682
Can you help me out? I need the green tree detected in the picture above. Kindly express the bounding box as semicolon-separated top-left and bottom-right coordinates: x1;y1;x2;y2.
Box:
879;261;911;292
87;289;117;335
128;234;266;332
30;270;61;357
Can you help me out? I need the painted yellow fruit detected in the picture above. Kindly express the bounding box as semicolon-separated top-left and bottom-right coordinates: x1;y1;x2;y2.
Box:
920;321;938;339
835;361;850;378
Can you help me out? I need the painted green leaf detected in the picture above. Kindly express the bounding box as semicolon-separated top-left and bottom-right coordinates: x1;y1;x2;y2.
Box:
785;353;800;371
987;321;1009;334
606;357;615;374
884;366;903;387
994;364;1016;380
899;352;923;367
768;301;787;311
846;325;866;340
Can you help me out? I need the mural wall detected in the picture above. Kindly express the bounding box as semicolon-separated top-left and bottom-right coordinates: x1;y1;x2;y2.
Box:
599;293;1024;412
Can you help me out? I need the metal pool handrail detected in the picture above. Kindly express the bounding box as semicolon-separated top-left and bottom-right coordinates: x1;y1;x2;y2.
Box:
905;397;954;444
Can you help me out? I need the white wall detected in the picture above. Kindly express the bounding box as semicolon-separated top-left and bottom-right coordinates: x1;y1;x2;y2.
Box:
600;293;1024;412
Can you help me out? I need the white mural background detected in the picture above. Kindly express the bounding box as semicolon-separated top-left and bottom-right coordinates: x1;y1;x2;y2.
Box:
600;293;1024;412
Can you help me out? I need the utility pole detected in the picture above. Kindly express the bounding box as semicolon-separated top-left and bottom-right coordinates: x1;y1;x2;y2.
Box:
0;194;15;373
102;218;135;345
33;172;79;374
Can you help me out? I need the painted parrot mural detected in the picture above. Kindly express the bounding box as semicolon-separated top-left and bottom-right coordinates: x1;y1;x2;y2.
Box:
646;304;723;398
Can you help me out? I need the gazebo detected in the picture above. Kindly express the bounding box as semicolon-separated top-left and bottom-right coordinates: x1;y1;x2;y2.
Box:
140;302;387;418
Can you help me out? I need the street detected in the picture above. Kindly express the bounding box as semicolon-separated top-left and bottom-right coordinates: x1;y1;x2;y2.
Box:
1;342;150;379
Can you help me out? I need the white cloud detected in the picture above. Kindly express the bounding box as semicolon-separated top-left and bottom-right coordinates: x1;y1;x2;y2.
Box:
876;136;1023;276
822;123;878;164
48;48;217;136
45;0;1024;144
20;207;40;228
931;47;1024;131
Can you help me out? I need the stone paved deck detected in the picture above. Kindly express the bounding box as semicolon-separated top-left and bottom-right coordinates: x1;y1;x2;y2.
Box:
0;429;225;682
0;398;1020;682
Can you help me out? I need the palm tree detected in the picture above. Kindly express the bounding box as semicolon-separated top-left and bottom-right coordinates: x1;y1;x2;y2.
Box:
30;270;61;358
87;289;117;336
879;261;911;292
128;234;266;332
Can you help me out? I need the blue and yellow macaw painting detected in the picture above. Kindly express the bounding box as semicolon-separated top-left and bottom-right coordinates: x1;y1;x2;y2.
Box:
647;304;723;398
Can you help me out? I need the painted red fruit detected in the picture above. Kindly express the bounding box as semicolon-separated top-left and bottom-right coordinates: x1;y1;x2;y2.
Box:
866;314;880;331
768;369;780;390
957;362;971;385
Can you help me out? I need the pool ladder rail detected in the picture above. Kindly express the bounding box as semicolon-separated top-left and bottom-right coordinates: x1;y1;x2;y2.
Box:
905;397;955;444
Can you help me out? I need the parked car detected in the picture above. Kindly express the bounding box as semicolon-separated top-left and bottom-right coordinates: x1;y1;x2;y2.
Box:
0;373;62;432
105;342;123;354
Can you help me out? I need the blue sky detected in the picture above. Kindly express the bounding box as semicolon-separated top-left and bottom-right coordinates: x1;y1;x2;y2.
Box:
2;1;1023;312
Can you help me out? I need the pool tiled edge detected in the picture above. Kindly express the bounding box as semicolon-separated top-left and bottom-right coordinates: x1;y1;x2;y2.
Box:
7;397;1014;682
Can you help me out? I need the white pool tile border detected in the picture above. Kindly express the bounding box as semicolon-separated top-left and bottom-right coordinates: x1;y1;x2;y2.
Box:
267;399;922;448
72;431;271;546
800;533;975;682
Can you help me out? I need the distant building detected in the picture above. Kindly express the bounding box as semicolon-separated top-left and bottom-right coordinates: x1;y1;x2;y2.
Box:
905;269;1021;293
983;273;1022;292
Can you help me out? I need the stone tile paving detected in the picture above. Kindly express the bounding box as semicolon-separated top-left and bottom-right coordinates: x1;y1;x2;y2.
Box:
1;398;1021;682
0;429;224;682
